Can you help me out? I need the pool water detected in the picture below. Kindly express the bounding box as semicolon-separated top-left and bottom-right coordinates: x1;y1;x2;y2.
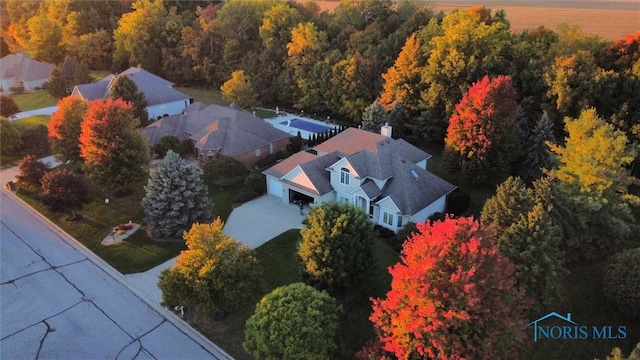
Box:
279;118;334;134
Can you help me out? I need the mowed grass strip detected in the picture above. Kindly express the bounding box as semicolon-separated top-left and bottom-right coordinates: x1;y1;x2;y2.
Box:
11;115;50;128
9;90;57;111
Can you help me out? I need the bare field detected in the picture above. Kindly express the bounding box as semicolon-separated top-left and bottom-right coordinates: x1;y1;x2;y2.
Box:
305;1;639;39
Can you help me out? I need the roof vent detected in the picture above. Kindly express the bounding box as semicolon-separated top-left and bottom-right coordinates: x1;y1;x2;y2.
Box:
410;169;419;179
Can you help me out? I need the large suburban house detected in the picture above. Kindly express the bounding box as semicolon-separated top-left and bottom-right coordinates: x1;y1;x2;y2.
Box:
71;67;191;119
141;102;291;167
264;126;456;232
0;53;53;92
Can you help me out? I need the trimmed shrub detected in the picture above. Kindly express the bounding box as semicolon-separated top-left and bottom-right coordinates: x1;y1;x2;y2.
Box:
446;189;470;215
203;157;249;186
233;190;259;204
374;224;395;239
387;221;418;253
244;172;266;194
603;247;640;318
255;153;277;169
18;125;50;154
154;135;186;156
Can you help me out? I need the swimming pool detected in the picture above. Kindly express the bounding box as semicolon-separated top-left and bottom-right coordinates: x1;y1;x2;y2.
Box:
279;118;334;134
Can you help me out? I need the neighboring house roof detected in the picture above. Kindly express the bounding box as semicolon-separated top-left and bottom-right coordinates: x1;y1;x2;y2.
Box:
266;127;455;217
0;53;53;82
314;127;387;156
71;67;190;106
141;102;291;157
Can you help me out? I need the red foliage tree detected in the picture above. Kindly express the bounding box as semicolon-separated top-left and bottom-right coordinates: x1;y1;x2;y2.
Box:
48;96;89;162
597;31;640;72
444;75;520;184
370;217;530;360
79;98;149;190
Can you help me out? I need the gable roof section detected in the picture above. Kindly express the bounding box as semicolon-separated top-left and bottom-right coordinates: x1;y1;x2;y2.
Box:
314;127;386;156
264;151;318;178
72;67;189;106
380;160;456;215
0;53;53;81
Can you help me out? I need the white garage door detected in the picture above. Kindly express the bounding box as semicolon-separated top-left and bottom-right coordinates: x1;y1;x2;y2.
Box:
268;178;283;197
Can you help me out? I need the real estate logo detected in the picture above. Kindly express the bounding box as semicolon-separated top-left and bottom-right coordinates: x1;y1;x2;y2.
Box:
527;312;627;342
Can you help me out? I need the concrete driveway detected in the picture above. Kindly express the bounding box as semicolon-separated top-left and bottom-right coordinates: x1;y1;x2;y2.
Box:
223;195;305;248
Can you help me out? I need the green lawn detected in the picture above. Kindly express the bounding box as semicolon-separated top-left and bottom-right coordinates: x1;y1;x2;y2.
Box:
194;229;400;360
9;90;57;111
16;178;186;274
176;86;229;106
12;115;50;127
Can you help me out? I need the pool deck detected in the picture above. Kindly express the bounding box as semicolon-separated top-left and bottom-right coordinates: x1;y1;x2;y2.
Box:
264;113;338;140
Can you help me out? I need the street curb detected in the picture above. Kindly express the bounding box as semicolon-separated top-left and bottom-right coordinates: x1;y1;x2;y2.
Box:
3;187;235;360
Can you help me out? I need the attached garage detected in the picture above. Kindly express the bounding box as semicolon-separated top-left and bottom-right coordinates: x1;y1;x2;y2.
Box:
267;176;283;197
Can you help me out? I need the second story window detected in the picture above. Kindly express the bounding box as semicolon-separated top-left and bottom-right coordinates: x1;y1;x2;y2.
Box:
340;167;350;185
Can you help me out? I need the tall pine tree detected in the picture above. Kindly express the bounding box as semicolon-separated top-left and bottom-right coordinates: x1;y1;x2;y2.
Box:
141;150;213;238
109;75;149;125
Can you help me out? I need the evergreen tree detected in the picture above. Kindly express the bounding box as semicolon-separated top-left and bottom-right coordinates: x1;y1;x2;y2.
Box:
480;176;534;236
109;75;149;125
361;100;388;132
521;113;556;182
47;67;70;99
142;150;213;238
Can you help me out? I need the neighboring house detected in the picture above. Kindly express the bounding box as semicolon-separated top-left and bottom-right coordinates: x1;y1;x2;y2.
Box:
264;126;456;232
141;102;291;167
71;67;191;119
0;53;53;92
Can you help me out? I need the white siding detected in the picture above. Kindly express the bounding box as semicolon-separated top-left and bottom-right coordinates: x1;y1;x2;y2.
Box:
147;100;189;119
410;195;447;224
329;158;360;195
266;176;283;198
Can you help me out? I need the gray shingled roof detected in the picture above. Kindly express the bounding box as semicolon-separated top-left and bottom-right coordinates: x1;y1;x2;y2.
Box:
0;53;53;82
381;160;456;215
141;102;291;157
264;127;454;216
72;67;189;106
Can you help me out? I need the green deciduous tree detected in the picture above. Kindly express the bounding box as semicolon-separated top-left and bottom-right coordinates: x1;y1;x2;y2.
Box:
75;29;113;71
298;201;377;293
79;98;149;190
370;217;529;360
549;108;640;261
141;150;212;238
40;169;89;219
158;219;262;317
0;117;21;154
109;75;149;124
220;70;258;108
0;95;20;117
25;5;66;64
244;282;342;360
444;75;521;184
48;96;89;162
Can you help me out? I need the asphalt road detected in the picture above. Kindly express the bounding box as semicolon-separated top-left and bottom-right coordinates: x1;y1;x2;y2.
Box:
0;166;233;360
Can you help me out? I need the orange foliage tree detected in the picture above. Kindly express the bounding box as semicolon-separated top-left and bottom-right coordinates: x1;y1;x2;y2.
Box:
444;75;520;184
369;217;530;360
48;96;89;163
79;98;149;190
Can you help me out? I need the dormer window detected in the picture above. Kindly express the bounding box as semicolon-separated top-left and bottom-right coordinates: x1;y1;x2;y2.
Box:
340;167;350;185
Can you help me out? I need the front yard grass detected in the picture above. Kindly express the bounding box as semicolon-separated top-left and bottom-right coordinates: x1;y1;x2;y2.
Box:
11;115;50;127
16;178;185;274
9;90;57;111
194;229;400;360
